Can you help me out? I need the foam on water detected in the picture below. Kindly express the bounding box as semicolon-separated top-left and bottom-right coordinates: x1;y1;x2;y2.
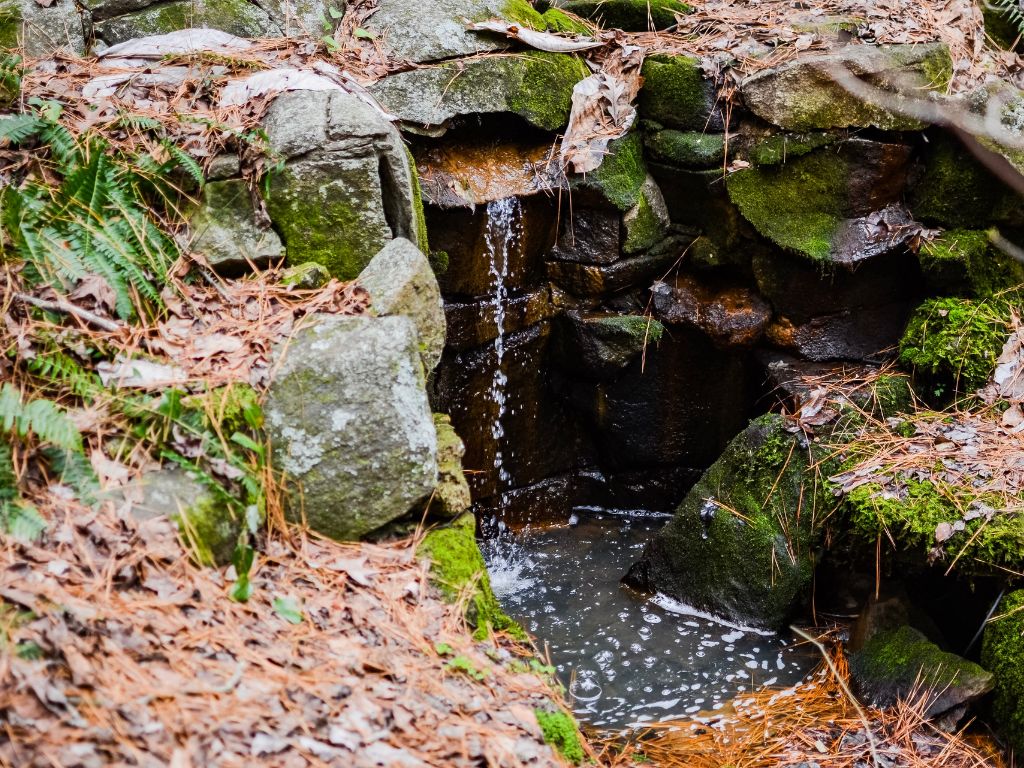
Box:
481;513;818;730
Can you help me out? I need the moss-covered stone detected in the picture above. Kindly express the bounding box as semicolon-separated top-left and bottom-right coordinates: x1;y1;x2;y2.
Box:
554;311;663;377
981;590;1024;754
429;414;471;518
726;149;846;262
406;146;431;255
850;625;993;716
747;131;836;166
175;493;240;567
95;0;276;44
622;175;669;254
572;131;647;211
918;229;1024;297
369;52;588;132
625;413;836;629
501;0;546;27
535;708;584;764
418;513;526;640
189;179;284;271
644;129;724;168
983;3;1023;51
561;0;689;30
280;262;330;289
898;296;1012;394
541;7;591;34
638;55;710;130
0;0;83;56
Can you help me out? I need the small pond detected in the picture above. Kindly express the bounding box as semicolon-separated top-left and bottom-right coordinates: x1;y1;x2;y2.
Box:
481;511;820;730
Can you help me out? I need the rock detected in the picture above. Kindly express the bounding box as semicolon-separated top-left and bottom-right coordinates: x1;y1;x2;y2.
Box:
188;179;284;272
265;314;438;541
255;0;334;36
638;55;723;130
981;590;1024;754
624;413;831;629
651;275;771;348
475;474;574;529
560;0;689;31
850;625;993;718
367;0;545;63
740;43;952;131
117;467;238;565
622;175;670;254
95;0;278;45
548;206;621;265
260;90;424;279
368;52;588;132
745;130;836;166
429;414;472;518
358;238;446;372
726;139;914;263
0;0;85;56
917;229;1024;298
546;235;687;296
765;303;913;362
570;132;648;211
644;129;725;168
280;262;330;290
553;311;664;378
444;286;558;351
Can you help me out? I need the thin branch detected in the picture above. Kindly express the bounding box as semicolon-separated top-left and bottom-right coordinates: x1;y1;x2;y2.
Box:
13;292;122;333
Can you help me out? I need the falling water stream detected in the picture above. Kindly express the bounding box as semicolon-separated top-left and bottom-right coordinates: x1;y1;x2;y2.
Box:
475;199;819;731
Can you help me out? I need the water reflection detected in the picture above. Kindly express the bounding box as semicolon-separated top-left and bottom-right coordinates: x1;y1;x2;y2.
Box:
481;512;818;730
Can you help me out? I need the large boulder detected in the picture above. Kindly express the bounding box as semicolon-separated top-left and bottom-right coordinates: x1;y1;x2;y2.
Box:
260;89;424;279
265;314;438;541
368;52;588;133
358;238;446;372
94;0;277;44
740;43;952;131
624;413;832;629
637;54;724;130
0;0;85;56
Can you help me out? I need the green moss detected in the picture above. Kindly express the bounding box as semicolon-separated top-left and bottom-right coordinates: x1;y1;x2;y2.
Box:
430;413;471;518
726;148;848;261
535;709;584;765
541;7;592;34
501;0;547;28
747;131;836;166
505;52;589;132
983;3;1023;51
638;55;707;130
575;131;647;210
981;590;1024;753
280;262;330;289
910;136;1011;229
0;1;21;50
867;374;915;420
418;513;527;641
622;185;665;254
918;229;1024;298
405;145;430;255
561;0;690;31
898;297;1011;394
644;129;724;167
175;493;238;567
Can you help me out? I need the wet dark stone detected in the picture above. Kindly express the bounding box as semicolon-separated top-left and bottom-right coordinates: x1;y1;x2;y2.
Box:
431;322;582;500
427;197;557;297
765;302;913;362
546;235;689;296
551;311;661;379
572;464;702;514
474;474;574;530
651;274;772;348
444;286;559;351
548;206;622;265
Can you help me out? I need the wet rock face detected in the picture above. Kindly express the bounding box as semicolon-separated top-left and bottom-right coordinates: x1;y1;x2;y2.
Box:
259;90;423;280
266;314;438;541
651;275;771;348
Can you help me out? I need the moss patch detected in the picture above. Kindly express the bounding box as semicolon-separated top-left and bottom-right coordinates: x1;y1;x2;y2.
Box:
638;55;708;130
96;0;272;43
535;708;584;764
747;131;836;166
500;0;546;28
541;7;591;34
644;129;724;167
418;513;527;641
505;52;589;132
918;229;1024;298
726;148;848;262
405;145;431;255
574;131;647;210
0;1;21;50
981;590;1024;754
898;297;1012;395
561;0;689;30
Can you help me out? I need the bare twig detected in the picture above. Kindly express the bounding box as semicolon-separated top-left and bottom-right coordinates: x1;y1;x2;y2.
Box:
13;292;122;333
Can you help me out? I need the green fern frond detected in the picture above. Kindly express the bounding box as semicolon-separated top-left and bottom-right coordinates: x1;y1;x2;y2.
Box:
43;446;99;504
0;383;82;452
0;113;42;144
163;141;205;188
0;500;47;541
991;0;1024;34
28;348;102;399
0;440;16;504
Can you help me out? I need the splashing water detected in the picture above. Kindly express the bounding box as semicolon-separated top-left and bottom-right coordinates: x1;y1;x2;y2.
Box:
484;197;521;497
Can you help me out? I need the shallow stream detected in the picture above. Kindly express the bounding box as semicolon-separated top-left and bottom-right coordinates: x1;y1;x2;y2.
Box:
481;512;819;730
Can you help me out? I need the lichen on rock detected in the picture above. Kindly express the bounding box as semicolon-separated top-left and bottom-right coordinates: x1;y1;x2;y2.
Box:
95;0;276;45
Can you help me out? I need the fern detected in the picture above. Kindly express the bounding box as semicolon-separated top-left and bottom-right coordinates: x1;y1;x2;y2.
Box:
27;348;101;399
43;446;99;504
0;383;82;452
0;113;42;144
163;140;205;188
0;441;15;504
991;0;1024;36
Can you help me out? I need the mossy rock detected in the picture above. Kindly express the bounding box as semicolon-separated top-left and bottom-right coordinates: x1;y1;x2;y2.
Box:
418;513;526;640
535;708;584;764
918;229;1024;298
95;0;276;44
280;262;330;289
561;0;689;30
898;296;1012;395
981;590;1024;754
622;174;670;254
850;625;993;717
625;413;836;629
541;7;591;34
0;0;84;56
429;413;472;518
746;131;837;166
644;129;724;168
369;52;589;132
571;131;648;211
553;311;664;377
638;55;714;130
983;3;1023;52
